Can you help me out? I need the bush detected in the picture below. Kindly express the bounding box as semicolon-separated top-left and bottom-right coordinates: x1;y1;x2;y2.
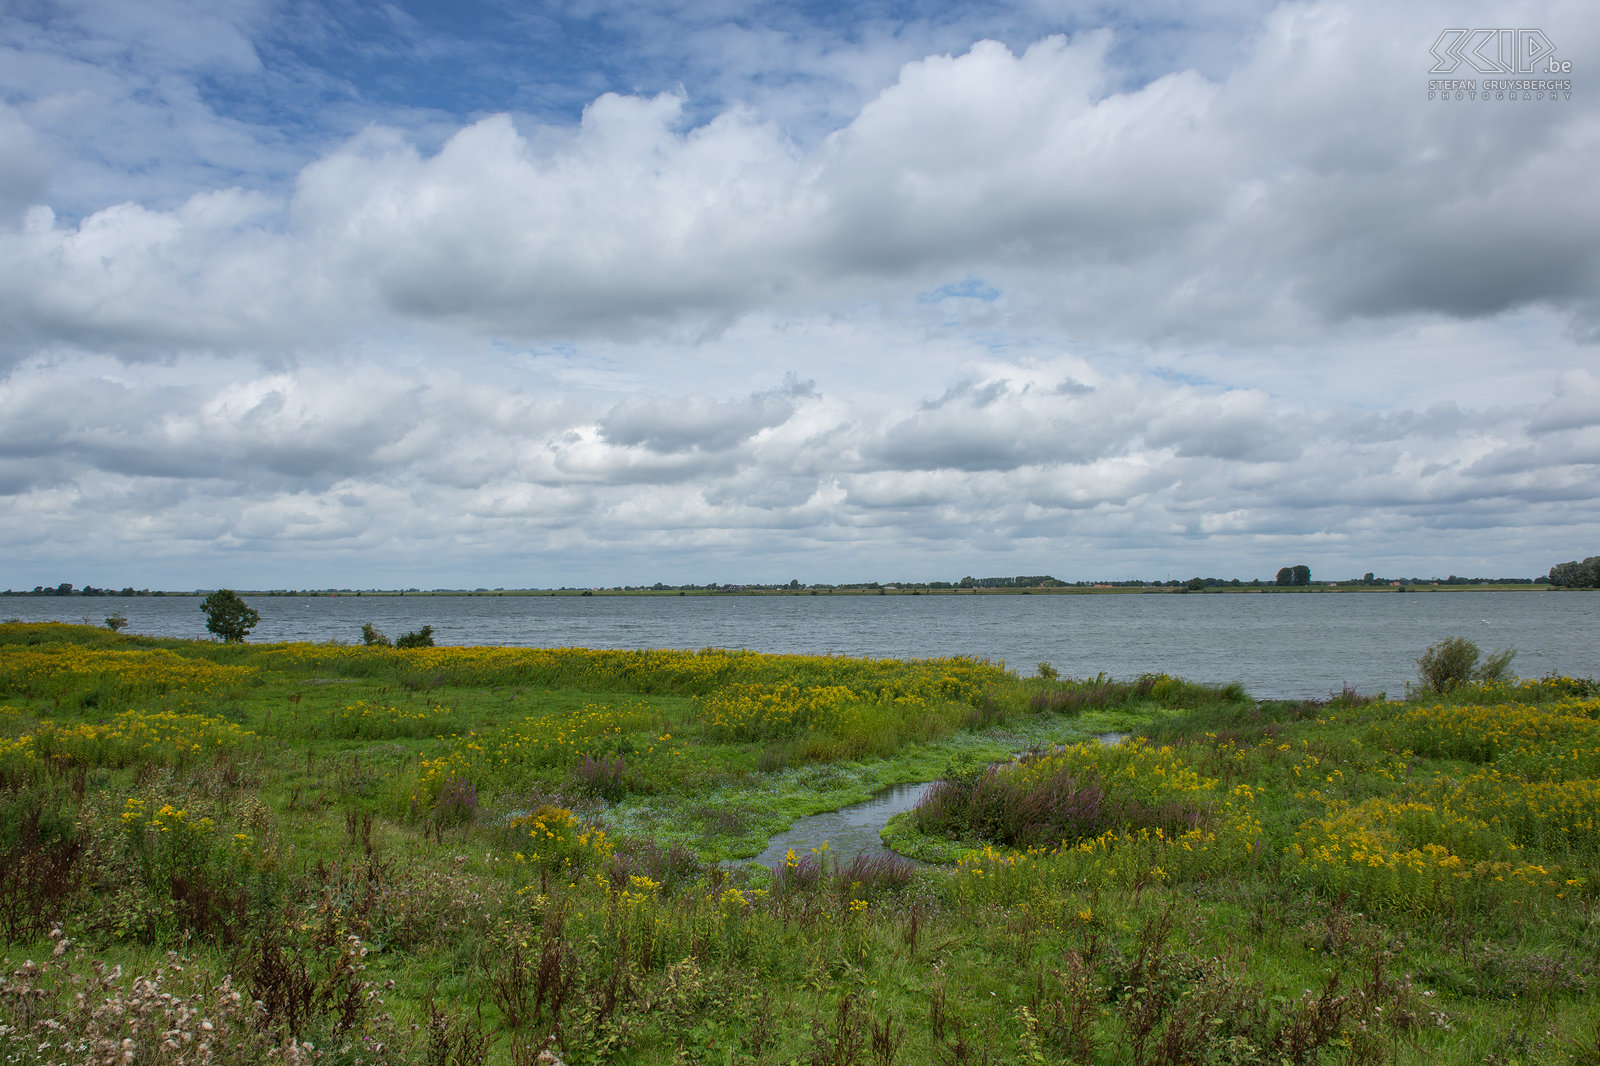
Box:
104;612;128;632
1415;636;1517;694
360;623;393;647
396;625;435;649
200;589;259;643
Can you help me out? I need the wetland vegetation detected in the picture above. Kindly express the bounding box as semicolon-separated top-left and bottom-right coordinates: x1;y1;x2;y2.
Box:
2;622;1598;1064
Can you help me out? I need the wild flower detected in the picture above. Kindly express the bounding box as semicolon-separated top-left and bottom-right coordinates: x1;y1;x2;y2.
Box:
27;708;253;770
508;805;614;873
0;645;255;702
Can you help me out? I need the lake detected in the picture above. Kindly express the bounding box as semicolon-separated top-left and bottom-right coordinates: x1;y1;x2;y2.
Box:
6;589;1594;699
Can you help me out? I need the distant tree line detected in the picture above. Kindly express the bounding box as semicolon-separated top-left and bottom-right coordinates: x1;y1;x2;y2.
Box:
7;567;1567;599
956;575;1066;588
5;584;162;596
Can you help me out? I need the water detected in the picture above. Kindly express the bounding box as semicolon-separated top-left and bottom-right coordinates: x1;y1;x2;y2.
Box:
6;589;1594;699
738;781;939;870
730;732;1133;869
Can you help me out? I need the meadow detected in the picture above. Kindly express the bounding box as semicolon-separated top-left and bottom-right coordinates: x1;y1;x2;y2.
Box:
1;621;1597;1065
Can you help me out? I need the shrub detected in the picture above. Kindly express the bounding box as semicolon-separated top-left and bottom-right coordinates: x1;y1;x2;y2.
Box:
431;775;478;825
0;787;87;942
200;589;259;643
1415;636;1517;694
396;624;435;649
574;753;630;800
361;622;393;647
913;741;1215;850
104;612;128;632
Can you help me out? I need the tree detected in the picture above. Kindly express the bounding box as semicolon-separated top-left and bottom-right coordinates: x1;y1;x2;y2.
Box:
104;612;128;633
395;624;435;649
1549;556;1600;588
1415;636;1516;694
1276;565;1311;586
200;589;259;643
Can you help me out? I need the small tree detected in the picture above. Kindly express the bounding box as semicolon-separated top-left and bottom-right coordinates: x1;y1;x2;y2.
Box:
1415;636;1516;695
104;612;128;632
395;624;435;649
199;589;259;643
361;622;393;647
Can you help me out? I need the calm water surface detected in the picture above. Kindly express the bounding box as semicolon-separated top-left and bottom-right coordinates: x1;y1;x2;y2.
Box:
6;590;1595;699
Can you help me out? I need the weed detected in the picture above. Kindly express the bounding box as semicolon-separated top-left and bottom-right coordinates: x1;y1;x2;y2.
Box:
0;786;86;942
432;774;479;825
494;938;535;1030
809;991;868;1066
422;1000;491;1066
575;753;631;800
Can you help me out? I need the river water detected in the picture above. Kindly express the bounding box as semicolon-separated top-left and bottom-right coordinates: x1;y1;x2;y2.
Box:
4;589;1595;700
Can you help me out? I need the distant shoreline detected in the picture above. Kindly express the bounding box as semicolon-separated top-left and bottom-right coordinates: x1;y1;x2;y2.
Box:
2;583;1567;599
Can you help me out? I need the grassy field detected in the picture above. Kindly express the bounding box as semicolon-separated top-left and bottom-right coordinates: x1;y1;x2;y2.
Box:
1;622;1597;1065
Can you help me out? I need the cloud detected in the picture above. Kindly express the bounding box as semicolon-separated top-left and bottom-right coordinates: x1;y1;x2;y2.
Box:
867;374;1133;472
10;345;1593;579
1530;369;1600;434
289;101;808;337
599;375;816;453
1144;389;1297;461
2;0;1599;586
4;5;1594;361
0;104;51;220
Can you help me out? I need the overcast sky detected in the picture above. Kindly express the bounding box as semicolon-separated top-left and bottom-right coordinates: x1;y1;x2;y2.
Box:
2;0;1597;590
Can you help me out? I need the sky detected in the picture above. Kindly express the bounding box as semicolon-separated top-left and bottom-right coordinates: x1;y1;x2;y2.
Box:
1;0;1597;590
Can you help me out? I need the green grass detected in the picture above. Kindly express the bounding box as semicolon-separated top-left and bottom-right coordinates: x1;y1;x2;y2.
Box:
2;622;1598;1065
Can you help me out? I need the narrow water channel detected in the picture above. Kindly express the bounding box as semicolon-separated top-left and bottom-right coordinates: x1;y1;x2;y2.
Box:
738;780;939;869
729;732;1131;870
